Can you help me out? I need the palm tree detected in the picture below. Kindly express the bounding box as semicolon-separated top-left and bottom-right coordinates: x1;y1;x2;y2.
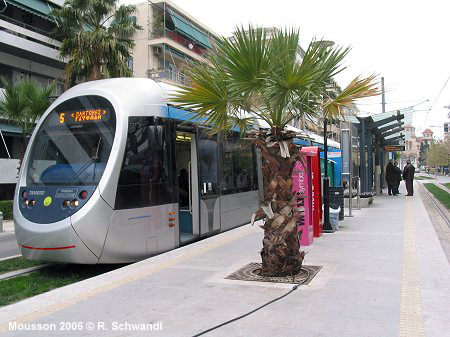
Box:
0;77;55;153
51;0;142;87
172;26;380;277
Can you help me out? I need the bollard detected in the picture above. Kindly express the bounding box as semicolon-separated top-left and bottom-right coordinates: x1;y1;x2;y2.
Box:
0;211;3;233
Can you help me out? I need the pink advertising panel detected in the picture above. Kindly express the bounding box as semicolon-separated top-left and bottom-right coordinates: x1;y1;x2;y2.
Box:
292;154;313;246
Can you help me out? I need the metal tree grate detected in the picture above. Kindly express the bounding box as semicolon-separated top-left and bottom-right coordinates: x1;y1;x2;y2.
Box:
225;262;322;285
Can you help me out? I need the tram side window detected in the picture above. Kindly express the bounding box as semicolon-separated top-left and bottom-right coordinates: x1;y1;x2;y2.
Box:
115;117;174;209
220;135;257;195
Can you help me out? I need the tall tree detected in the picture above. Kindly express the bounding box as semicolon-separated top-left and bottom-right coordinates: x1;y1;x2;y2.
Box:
173;26;379;277
0;77;55;153
426;141;450;168
51;0;142;86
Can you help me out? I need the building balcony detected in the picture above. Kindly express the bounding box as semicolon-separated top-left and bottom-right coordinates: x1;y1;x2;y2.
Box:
147;67;190;86
150;28;207;60
0;15;64;67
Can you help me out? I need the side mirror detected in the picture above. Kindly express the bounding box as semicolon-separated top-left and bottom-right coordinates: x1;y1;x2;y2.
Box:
148;125;164;150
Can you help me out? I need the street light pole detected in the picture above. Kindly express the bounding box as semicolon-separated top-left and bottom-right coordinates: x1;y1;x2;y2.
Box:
323;117;332;231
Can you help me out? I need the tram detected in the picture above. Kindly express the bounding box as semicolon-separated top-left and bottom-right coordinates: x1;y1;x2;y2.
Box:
14;78;262;263
14;78;340;264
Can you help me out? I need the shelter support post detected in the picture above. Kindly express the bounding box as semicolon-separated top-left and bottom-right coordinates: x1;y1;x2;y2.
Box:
359;119;367;193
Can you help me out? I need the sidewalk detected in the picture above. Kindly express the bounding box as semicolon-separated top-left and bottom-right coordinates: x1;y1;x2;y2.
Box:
0;183;449;337
1;220;14;233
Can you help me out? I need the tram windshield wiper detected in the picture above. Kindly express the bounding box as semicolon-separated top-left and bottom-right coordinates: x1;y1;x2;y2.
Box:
68;138;102;184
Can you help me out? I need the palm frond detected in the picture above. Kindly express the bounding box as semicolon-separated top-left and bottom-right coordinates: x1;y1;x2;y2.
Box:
323;74;380;119
51;0;141;85
172;25;379;137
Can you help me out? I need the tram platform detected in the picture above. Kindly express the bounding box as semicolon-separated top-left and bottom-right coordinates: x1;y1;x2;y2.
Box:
0;182;449;337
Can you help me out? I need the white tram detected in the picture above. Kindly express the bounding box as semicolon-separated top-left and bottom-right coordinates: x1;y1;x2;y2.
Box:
14;78;261;263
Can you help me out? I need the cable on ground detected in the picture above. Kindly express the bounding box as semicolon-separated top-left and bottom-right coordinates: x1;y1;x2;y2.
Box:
192;269;310;337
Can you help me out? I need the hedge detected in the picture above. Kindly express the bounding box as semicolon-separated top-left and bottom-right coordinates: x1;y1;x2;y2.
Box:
0;200;13;220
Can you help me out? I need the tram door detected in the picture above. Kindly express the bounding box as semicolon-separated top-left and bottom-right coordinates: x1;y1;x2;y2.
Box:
176;131;200;243
197;132;221;235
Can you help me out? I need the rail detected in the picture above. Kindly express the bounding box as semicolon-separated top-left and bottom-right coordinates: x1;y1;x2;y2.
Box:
150;67;190;86
0;13;53;38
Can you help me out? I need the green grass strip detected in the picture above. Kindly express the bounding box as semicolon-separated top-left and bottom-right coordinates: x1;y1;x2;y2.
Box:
0;257;46;275
423;183;450;210
417;176;435;180
0;264;124;306
443;182;450;189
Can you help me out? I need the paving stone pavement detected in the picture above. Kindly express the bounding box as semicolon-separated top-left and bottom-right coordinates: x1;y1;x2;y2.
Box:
0;182;449;337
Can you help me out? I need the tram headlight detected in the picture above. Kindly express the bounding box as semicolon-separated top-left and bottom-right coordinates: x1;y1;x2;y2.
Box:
28;199;36;207
70;199;79;208
62;200;70;209
22;199;29;207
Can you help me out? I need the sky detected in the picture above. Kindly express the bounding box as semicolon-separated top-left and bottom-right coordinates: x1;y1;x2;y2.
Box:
122;0;450;139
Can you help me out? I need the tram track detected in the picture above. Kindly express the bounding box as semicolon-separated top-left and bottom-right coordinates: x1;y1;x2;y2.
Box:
0;258;129;307
421;183;450;229
0;263;55;281
0;259;127;282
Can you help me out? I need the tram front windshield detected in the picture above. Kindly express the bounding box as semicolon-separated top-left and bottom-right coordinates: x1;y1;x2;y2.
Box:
26;95;116;186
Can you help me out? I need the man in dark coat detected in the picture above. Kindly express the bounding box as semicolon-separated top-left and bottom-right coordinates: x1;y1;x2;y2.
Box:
394;161;402;194
385;160;398;196
402;160;416;196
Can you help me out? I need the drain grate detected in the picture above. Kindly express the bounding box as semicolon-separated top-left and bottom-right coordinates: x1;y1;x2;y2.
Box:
225;262;322;285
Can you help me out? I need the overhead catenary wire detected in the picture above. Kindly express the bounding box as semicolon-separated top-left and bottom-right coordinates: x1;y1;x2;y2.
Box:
425;73;450;123
355;99;429;106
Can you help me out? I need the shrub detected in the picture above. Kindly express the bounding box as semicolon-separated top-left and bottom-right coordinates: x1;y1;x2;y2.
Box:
0;200;13;219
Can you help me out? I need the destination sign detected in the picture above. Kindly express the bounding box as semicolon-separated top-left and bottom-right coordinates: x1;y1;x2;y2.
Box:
384;145;405;151
55;188;79;199
58;109;109;125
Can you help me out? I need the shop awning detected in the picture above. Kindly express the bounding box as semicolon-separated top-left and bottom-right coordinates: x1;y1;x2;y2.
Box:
167;9;212;49
6;0;55;20
0;123;22;135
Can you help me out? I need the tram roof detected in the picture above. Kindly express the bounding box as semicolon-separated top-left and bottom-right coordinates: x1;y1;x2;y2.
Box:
54;79;340;150
159;82;341;150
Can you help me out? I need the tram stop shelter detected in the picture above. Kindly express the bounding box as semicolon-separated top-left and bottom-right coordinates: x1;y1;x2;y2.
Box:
347;110;406;194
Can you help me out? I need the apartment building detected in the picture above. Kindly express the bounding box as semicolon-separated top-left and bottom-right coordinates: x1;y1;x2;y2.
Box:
132;0;218;85
0;0;64;199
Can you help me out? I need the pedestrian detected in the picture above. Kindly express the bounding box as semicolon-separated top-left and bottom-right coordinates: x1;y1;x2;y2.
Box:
385;160;398;196
394;161;402;194
402;159;416;196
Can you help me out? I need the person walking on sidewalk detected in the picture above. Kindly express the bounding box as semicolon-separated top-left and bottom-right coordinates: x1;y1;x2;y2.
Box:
394;161;402;194
402;160;416;196
386;160;398;196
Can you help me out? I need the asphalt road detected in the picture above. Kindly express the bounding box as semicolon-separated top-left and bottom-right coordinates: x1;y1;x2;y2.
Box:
417;172;450;184
0;232;20;260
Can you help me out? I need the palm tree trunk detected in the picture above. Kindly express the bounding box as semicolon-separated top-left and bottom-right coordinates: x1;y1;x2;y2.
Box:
88;62;102;81
250;130;305;277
